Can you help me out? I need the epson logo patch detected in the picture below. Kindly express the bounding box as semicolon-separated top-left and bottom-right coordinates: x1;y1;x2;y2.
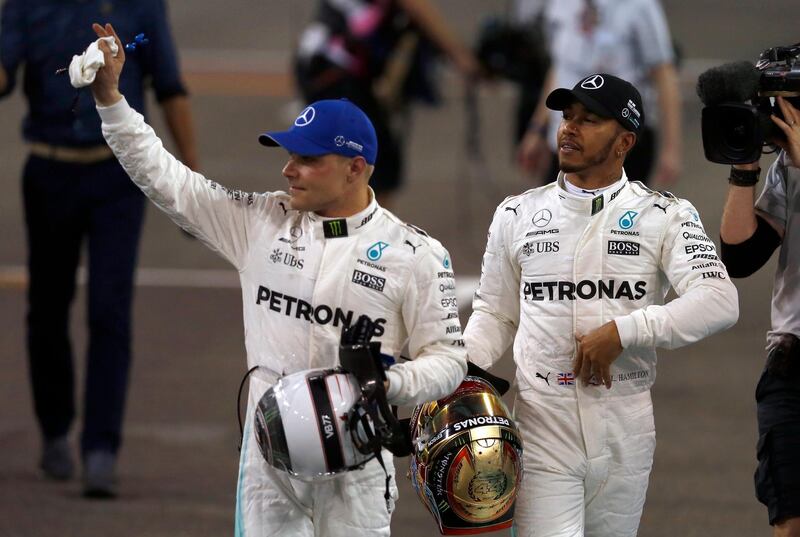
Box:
352;270;386;292
608;240;640;256
685;243;715;254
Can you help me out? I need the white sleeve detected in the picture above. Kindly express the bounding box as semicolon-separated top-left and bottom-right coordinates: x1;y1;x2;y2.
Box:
463;204;520;369
614;200;739;349
98;98;271;270
632;0;675;68
385;243;467;406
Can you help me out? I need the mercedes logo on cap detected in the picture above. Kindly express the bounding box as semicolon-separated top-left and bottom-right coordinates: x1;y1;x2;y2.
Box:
294;106;316;127
532;209;552;227
580;74;605;90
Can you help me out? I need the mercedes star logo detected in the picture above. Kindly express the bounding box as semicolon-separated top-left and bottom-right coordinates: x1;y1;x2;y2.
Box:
580;74;605;90
294;106;316;127
532;209;552;227
334;136;345;147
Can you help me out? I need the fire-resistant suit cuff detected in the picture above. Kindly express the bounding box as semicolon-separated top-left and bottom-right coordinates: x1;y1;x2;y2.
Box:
96;96;133;128
614;314;638;349
385;369;403;402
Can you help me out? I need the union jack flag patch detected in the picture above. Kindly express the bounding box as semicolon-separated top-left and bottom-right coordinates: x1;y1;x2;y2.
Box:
558;373;575;386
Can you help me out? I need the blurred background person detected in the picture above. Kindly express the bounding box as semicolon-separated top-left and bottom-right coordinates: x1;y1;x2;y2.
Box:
294;0;481;209
507;0;550;147
515;0;681;187
0;0;198;498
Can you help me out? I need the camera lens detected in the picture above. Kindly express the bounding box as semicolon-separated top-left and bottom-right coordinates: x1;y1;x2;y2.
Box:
720;114;754;152
701;103;764;164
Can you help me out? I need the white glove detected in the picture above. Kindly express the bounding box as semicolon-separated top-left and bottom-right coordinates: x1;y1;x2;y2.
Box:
69;36;119;88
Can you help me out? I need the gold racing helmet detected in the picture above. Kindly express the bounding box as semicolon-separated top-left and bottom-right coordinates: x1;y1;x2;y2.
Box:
409;375;523;535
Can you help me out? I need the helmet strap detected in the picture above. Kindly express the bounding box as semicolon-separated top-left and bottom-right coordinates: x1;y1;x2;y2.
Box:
373;448;393;512
236;365;261;451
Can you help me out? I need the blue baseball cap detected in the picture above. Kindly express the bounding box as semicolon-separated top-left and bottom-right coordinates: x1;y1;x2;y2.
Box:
259;99;378;165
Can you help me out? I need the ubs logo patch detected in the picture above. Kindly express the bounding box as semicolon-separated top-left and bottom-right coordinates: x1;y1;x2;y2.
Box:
270;249;304;270
522;241;560;256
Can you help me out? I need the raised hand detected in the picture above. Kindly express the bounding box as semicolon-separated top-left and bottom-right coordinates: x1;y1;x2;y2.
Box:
89;23;126;106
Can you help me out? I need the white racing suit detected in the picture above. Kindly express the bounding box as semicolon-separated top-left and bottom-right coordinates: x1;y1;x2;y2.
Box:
464;173;739;537
97;99;467;536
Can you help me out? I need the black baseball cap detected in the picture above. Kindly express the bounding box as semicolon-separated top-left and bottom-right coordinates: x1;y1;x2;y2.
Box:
546;73;645;134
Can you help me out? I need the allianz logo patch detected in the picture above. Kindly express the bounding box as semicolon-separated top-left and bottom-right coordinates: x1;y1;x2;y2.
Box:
352;269;386;292
608;240;640;256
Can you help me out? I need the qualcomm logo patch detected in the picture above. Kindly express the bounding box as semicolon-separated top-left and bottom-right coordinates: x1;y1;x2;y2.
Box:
294;106;315;127
580;74;604;90
367;241;389;261
618;210;638;229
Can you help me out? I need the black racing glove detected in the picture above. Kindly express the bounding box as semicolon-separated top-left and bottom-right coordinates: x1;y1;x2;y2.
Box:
340;315;412;457
339;315;386;390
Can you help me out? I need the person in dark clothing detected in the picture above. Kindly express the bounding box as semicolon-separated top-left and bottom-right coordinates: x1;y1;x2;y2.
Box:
294;0;479;209
0;0;198;498
719;96;800;537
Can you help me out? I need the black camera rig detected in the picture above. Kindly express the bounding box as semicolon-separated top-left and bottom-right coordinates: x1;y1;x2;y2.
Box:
697;42;800;164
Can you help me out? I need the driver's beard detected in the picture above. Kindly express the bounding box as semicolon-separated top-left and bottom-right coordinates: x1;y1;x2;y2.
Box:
559;136;616;174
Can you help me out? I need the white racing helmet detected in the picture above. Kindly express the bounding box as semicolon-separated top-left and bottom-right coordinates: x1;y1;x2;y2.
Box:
253;368;376;479
409;375;523;535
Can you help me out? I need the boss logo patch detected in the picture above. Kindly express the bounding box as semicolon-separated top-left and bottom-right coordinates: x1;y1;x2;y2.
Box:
352;270;386;292
608;241;640;256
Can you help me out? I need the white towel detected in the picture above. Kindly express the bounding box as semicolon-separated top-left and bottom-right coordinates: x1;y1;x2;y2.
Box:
68;36;119;88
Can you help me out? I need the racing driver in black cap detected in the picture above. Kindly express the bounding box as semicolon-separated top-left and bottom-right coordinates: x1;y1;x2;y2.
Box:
464;73;739;537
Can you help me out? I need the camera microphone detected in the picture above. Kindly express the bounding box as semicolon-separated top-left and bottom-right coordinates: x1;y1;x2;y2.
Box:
696;61;761;105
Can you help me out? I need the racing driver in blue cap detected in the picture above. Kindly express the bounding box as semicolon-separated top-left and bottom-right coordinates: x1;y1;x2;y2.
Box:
87;23;467;536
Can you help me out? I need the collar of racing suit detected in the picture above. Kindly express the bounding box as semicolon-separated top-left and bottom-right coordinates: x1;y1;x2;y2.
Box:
556;170;629;216
307;187;383;238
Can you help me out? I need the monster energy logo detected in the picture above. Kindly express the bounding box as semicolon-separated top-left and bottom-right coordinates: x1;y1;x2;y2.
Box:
437;499;450;513
591;195;604;215
449;435;468;448
260;406;279;422
323;218;348;238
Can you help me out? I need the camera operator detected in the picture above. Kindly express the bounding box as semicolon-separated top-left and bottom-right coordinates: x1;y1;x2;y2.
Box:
719;95;800;536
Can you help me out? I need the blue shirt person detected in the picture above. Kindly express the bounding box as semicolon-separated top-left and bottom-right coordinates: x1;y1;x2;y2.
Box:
0;0;198;497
